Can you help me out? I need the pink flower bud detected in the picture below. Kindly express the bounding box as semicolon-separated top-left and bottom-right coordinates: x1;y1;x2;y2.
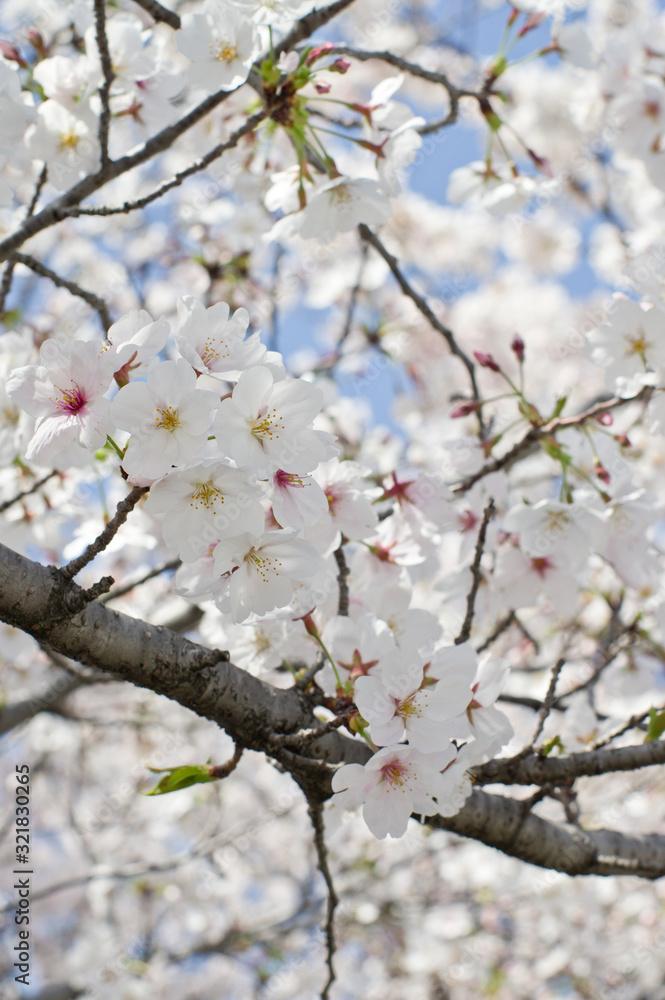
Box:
330;57;351;74
450;400;480;418
596;411;613;426
306;42;334;65
594;460;610;484
26;29;47;56
315;81;331;94
0;40;27;66
473;350;501;372
511;334;525;362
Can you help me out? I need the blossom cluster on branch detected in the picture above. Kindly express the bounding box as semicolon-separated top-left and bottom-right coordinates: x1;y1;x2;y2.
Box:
2;0;665;994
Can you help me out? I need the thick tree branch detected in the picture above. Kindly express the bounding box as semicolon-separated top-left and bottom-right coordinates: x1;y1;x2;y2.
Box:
131;0;181;29
473;741;665;787
2;539;665;879
429;790;665;878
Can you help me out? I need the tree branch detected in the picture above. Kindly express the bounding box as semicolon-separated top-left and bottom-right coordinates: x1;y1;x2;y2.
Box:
130;0;181;29
60;485;149;580
93;0;115;166
455;498;495;644
358;224;485;433
474;741;665;787
2;538;665;879
10;252;112;330
429;790;665;878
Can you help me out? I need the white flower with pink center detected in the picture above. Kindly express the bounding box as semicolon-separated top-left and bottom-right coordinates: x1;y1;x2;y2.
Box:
214;365;337;478
111;359;219;486
331;744;457;839
271;468;329;529
6;339;116;464
144;460;265;560
176;296;268;380
176;2;260;93
354;645;474;752
212;530;320;621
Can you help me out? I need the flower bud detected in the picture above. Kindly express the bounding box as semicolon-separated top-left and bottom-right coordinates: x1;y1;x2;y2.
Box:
330;57;351;74
511;334;525;362
473;350;501;372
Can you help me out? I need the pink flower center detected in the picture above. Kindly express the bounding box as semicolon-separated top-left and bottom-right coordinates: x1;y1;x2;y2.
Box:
379;759;410;788
275;469;305;489
54;383;86;414
530;556;554;578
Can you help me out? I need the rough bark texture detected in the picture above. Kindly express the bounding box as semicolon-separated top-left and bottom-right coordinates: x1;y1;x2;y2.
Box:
2;540;664;879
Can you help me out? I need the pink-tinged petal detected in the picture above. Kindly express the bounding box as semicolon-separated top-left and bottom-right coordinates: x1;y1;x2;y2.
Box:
26;413;79;461
363;784;412;839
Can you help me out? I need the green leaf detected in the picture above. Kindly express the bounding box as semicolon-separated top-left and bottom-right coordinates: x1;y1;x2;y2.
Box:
645;707;665;743
517;399;541;425
550;395;567;419
144;762;216;795
541;735;564;756
540;436;571;469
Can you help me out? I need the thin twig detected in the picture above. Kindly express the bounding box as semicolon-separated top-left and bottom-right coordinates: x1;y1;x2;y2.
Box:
476;610;516;653
358;224;485;435
101;558;181;602
10;252;112;330
0;471;58;514
62;108;268;219
528;656;566;751
208;744;244;779
337;242;368;350
452;385;653;494
455;498;495;644
333;544;350;616
306;798;338;1000
94;0;115;166
0;166;48;317
60;485;149;580
272;714;351;748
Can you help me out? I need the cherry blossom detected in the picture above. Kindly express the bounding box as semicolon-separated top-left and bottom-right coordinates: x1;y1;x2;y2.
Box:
144;460;265;560
111;359;220;485
176;296;268;379
330;744;457;839
176;1;260;93
213;365;337;478
211;530;320;621
6;339;116;464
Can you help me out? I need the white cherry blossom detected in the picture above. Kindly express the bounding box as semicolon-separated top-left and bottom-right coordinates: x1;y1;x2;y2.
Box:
212;530;320;621
112;360;220;486
214;365;337;477
6;339;116;464
176;296;267;379
176;1;260;93
330;743;457;839
144;460;265;560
